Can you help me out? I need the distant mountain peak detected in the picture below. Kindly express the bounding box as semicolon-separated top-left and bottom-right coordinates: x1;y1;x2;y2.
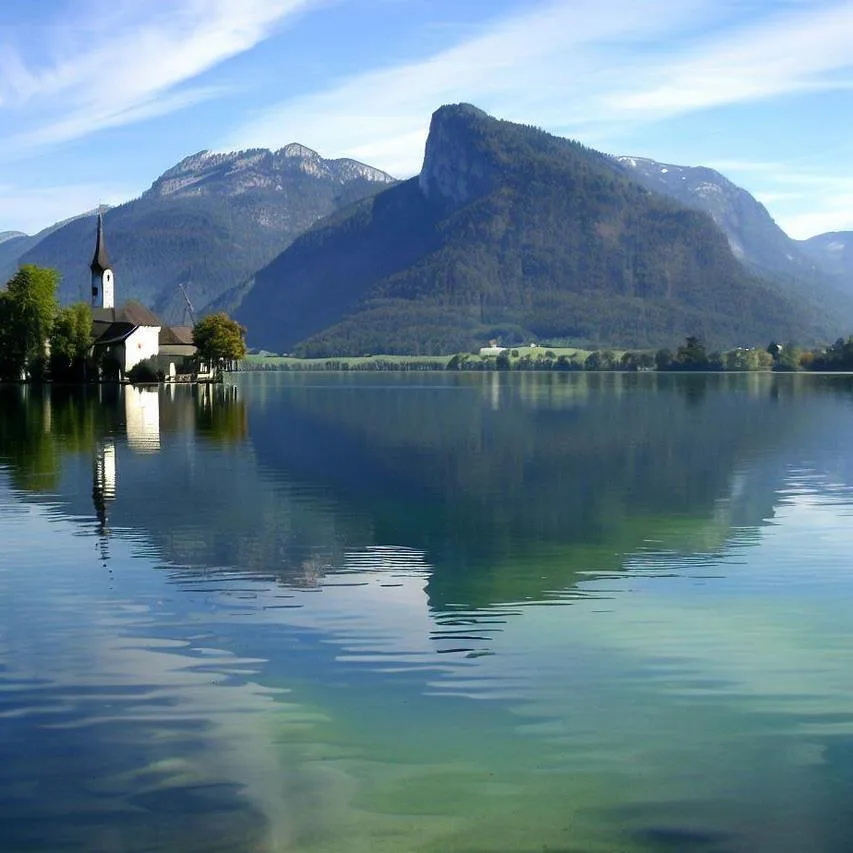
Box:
145;145;395;200
278;142;320;159
436;103;490;120
615;154;780;263
419;103;495;206
0;230;28;244
798;230;853;278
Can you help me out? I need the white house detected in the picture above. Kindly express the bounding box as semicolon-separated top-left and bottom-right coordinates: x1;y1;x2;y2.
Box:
479;339;508;357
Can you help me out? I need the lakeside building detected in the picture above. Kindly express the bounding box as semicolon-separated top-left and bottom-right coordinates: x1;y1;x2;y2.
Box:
88;213;198;380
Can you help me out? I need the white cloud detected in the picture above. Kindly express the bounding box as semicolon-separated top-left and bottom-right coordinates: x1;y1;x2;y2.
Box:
714;167;853;238
774;196;853;239
222;0;717;174
224;0;853;172
607;1;853;117
0;0;316;155
222;0;853;238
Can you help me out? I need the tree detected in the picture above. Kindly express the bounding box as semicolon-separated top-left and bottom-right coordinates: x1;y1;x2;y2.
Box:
50;303;93;381
584;350;615;371
620;352;640;371
192;313;247;367
655;348;673;371
0;265;60;381
673;336;710;370
774;343;802;372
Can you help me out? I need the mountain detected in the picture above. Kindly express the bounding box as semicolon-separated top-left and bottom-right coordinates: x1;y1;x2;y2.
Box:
235;104;833;356
613;156;803;271
0;234;35;283
1;208;113;286
614;156;853;319
16;147;395;322
798;232;853;279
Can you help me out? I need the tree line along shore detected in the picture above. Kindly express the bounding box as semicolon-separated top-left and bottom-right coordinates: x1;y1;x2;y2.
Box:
1;265;246;383
4;265;853;382
242;336;853;373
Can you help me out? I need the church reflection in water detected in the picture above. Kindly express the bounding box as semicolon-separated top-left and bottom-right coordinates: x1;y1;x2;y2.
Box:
88;383;244;558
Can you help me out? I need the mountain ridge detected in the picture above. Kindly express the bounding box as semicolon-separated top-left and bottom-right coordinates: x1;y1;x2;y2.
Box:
13;146;396;321
613;154;853;318
235;104;834;355
798;231;853;280
146;145;395;199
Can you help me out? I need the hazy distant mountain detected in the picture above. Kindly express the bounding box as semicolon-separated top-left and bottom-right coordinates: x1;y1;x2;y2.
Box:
0;208;115;285
613;156;853;320
798;232;853;279
17;147;395;321
0;234;35;282
613;157;799;269
235;104;832;355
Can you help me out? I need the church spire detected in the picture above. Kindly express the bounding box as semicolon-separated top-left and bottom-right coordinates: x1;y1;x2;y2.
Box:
90;210;114;309
90;211;111;274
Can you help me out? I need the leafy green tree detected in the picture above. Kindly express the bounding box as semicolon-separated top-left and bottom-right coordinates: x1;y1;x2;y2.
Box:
673;336;710;371
193;313;248;367
724;348;750;371
724;348;771;370
774;343;802;372
655;348;673;370
621;352;640;371
0;265;60;381
823;336;853;370
50;303;93;381
584;350;615;371
0;293;16;380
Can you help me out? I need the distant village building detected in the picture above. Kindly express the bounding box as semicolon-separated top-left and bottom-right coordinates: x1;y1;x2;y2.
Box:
479;339;508;357
89;213;197;380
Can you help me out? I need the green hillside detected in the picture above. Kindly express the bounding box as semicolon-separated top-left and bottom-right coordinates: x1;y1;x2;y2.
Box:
17;148;394;323
237;104;835;355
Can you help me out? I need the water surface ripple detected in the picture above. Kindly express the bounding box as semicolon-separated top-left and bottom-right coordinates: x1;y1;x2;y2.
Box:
1;373;853;852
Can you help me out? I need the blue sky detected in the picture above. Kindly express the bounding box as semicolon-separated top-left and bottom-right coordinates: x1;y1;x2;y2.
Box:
1;0;852;238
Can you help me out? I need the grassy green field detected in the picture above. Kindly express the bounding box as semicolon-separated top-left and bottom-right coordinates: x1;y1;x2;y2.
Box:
242;354;452;370
241;346;631;371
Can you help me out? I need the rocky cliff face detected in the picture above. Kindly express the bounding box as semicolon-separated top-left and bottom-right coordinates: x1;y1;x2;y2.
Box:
237;103;837;356
418;104;494;207
615;155;853;314
614;156;798;268
18;147;396;321
147;146;394;200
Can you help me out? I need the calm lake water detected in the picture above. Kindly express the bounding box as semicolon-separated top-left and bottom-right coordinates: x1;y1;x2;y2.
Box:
2;372;853;852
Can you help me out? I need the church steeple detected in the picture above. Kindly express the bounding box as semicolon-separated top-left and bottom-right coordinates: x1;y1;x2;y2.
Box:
90;211;114;309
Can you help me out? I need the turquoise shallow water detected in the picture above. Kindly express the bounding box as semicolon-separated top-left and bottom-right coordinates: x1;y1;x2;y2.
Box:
2;373;853;852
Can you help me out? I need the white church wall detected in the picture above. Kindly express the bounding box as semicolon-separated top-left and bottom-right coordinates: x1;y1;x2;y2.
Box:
123;326;161;373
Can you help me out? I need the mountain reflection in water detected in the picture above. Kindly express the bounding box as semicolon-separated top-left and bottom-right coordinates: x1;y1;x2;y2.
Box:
1;373;853;852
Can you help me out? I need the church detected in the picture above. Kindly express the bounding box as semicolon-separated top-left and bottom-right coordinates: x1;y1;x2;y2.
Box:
89;214;197;380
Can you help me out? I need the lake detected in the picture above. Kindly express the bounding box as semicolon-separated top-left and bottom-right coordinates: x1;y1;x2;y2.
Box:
2;372;853;852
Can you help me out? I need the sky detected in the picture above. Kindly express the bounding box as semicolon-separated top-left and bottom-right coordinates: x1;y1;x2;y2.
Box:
1;0;852;238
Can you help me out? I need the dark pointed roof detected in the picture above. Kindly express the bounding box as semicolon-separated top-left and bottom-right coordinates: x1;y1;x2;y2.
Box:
90;212;111;273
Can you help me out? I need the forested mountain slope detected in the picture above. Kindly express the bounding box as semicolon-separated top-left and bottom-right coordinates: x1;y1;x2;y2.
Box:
17;147;394;322
615;156;853;320
237;104;833;355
